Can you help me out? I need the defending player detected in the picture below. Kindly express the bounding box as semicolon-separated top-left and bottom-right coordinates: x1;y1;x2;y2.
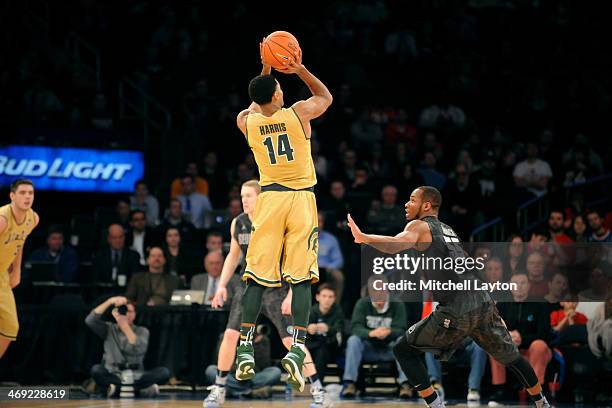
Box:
234;42;332;390
347;186;550;408
0;179;39;358
204;180;330;408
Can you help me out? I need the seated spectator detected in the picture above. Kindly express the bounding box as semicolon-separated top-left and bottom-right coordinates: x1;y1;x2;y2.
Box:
191;251;234;305
170;162;209;199
503;234;526;276
126;210;156;267
176;174;212;229
586;295;612;360
221;198;242;242
570;214;588;243
526;251;549;298
28;225;79;283
548;210;573;244
93;224;140;286
551;297;588;334
579;262;610;303
341;277;411;399
317;211;345;302
543;272;569;305
85;296;170;398
483;257;512;303
306;284;345;380
319;180;350;235
443;163;482;239
162;227;198;285
157;198;197;245
513;142;552;198
425;338;487;406
130;180;159;227
205;324;280;399
587;210;612;243
366;185;406;236
418;152;446;191
206;231;224;254
346;167;376;221
490;273;552;405
126;247;182;306
113;198;131;231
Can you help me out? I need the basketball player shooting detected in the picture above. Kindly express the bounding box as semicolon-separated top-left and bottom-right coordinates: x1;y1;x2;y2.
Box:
347;186;550;408
233;35;332;392
0;179;39;359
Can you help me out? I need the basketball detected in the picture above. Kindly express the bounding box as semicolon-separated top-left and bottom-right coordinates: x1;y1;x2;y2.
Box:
261;31;301;70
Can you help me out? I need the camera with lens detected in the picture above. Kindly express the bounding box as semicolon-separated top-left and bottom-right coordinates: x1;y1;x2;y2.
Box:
117;305;128;315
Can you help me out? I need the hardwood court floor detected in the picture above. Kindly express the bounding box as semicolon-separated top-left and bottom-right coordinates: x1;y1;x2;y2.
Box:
1;399;505;408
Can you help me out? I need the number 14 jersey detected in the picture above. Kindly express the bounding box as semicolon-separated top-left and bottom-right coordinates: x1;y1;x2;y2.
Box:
245;107;317;190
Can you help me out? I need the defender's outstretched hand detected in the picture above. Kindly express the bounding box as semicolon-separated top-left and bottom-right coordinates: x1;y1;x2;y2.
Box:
347;214;366;243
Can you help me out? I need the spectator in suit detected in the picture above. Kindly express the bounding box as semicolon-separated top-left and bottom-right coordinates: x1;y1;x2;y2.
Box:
126;247;182;306
157;198;197;246
191;250;232;305
28;225;79;283
93;224;140;286
176;174;212;229
126;210;156;267
129;180;160;227
114;198;131;231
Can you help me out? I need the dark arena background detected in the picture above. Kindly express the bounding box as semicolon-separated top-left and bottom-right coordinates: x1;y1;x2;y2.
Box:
0;1;611;407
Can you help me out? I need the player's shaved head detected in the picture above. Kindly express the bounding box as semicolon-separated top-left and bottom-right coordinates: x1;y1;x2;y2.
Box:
417;186;442;210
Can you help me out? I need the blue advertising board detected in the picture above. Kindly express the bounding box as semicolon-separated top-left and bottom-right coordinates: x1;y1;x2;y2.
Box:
0;145;144;193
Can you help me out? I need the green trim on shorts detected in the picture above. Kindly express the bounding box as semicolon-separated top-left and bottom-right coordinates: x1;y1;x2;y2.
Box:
282;271;319;284
243;271;282;287
0;330;17;340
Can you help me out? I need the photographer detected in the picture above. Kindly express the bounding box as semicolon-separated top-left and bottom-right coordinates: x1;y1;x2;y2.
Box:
85;296;170;398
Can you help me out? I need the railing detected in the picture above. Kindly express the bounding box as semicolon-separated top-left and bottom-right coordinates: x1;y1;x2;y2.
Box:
65;31;101;91
564;172;612;208
516;193;549;235
118;76;172;181
469;216;505;242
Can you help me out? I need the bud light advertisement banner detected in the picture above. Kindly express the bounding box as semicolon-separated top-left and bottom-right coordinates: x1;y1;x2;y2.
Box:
0;145;144;193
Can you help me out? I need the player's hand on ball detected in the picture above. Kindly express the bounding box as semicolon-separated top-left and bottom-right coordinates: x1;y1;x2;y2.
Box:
347;214;365;243
211;287;227;309
275;50;303;74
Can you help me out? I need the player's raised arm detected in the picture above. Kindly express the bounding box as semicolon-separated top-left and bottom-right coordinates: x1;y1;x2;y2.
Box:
236;39;274;135
276;50;333;122
347;214;421;254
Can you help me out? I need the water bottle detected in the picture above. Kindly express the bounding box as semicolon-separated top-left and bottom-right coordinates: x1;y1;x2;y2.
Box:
120;369;135;398
285;382;293;400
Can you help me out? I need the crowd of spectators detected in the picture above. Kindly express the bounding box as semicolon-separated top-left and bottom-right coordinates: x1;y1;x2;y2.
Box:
2;0;612;404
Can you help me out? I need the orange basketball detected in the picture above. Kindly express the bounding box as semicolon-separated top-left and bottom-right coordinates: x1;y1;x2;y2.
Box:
261;31;301;70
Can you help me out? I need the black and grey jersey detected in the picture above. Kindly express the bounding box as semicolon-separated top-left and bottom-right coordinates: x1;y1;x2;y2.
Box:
233;212;252;275
421;216;489;308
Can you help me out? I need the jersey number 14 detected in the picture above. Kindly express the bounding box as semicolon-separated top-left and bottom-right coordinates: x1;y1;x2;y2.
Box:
263;133;294;164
